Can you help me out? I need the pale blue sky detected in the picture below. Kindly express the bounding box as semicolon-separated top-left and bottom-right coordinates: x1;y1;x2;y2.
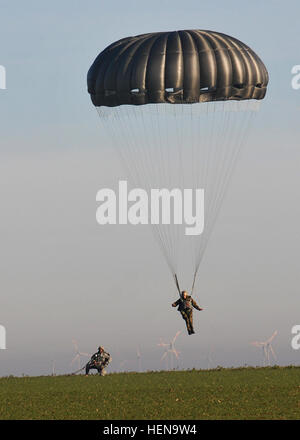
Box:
0;1;300;375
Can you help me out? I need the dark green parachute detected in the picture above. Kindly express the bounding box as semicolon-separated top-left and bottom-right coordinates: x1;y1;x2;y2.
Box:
87;29;268;108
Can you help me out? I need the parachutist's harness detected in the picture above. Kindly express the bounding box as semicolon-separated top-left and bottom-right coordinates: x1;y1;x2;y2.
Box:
174;270;198;298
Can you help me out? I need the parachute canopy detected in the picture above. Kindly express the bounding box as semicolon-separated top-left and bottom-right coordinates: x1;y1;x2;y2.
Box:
87;29;268;107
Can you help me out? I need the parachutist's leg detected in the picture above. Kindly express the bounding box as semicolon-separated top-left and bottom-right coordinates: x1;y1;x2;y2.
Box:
85;362;90;375
188;311;195;334
180;311;192;335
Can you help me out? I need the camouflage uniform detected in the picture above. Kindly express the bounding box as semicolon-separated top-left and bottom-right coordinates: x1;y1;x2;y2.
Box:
85;349;111;375
172;295;202;335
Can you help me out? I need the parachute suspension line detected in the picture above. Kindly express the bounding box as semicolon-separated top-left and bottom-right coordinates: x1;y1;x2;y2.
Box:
98;105;179;279
150;101;187;281
190;268;198;296
191;103;204;279
174;273;181;295
194;104;233;268
169;99;185;279
161;107;181;276
131;104;177;277
190;103;200;277
192;101;259;285
145;105;177;277
97;100;260;298
188;104;205;293
98;107;176;276
185;101;260;296
156;104;179;276
189;101;222;294
97;108;142;189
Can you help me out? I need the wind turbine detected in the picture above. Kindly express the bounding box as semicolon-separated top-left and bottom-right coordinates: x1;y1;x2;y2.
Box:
71;340;90;370
51;360;56;376
158;331;181;370
250;330;278;366
136;346;142;372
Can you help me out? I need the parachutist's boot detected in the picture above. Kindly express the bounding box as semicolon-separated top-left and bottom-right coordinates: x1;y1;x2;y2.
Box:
190;324;195;334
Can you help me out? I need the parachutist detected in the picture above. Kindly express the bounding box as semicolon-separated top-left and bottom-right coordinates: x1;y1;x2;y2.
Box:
89;30;268;316
85;346;111;376
172;291;203;335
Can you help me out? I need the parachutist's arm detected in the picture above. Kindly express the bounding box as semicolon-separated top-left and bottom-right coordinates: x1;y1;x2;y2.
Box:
192;299;203;311
172;299;180;307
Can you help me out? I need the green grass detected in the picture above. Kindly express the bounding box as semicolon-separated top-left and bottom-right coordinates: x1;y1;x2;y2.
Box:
0;367;299;420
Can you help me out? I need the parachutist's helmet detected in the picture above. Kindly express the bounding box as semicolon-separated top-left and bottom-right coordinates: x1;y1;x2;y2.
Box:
98;346;104;352
181;291;188;298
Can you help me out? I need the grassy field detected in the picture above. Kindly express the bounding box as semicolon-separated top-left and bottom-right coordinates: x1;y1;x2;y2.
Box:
0;367;299;420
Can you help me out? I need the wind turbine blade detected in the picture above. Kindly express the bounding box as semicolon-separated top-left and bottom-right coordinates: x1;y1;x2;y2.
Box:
79;352;90;357
172;331;181;344
266;330;278;344
158;342;168;347
71;354;79;365
250;341;264;347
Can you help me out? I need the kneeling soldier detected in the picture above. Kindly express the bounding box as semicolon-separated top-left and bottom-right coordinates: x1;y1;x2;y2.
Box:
85;346;111;376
